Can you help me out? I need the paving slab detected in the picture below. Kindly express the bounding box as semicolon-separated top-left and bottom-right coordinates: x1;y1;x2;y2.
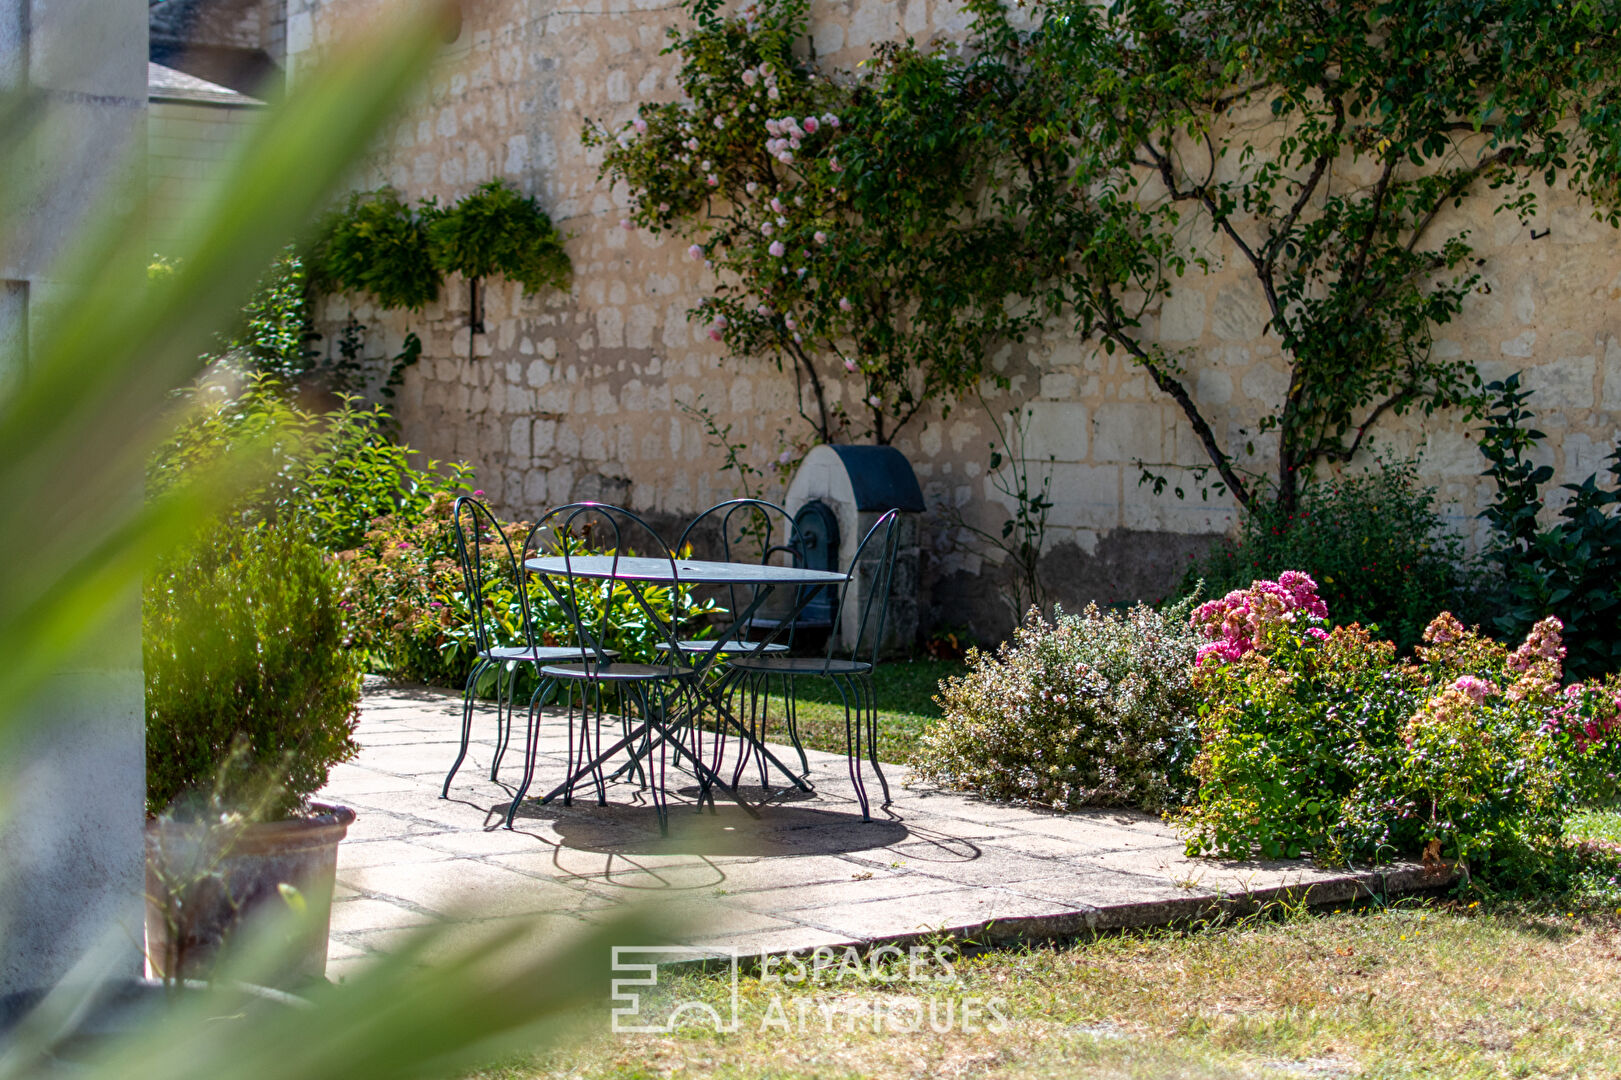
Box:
319;683;1455;968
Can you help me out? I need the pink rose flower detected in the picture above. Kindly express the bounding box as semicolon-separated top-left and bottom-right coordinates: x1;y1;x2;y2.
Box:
843;358;857;372
838;297;853;311
620;219;633;230
768;240;785;256
632;117;648;134
814;230;828;245
688;244;703;260
803;116;819;134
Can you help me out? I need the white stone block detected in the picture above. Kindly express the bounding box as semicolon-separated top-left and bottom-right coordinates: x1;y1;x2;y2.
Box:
1158;287;1207;342
1092;402;1165;463
1024;400;1087;462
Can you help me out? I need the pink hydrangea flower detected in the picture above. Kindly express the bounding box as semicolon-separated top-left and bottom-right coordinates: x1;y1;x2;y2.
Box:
768;240;785;257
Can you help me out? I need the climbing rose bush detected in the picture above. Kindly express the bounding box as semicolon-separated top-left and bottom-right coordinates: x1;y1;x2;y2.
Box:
915;599;1201;813
1182;587;1621;878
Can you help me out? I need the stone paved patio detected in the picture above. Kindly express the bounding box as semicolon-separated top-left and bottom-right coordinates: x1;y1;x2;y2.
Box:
319;683;1450;976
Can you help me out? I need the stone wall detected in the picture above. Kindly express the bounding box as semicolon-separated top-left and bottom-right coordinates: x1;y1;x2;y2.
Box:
148;97;266;255
286;0;1621;643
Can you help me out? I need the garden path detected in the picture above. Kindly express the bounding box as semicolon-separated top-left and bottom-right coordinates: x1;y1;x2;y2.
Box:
319;683;1452;977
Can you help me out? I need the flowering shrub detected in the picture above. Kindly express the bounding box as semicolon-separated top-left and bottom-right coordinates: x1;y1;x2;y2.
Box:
1190;571;1329;666
914;600;1201;812
1182;584;1621;877
1182;462;1475;652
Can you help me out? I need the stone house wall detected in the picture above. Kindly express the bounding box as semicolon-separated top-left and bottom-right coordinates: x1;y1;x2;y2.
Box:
285;0;1621;643
148;96;266;255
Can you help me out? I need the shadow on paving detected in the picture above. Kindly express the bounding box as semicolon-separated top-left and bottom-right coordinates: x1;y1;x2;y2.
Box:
506;796;910;858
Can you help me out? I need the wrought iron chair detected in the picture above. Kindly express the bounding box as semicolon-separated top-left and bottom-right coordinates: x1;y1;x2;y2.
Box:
667;498;814;791
724;509;903;820
668;497;808;658
441;496;601;799
504;502;702;833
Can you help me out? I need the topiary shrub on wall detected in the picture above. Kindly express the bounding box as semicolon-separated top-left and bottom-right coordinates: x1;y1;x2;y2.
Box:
914;598;1202;812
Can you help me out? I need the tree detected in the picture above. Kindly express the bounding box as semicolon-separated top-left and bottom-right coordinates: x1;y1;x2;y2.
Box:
979;0;1621;514
584;0;1035;445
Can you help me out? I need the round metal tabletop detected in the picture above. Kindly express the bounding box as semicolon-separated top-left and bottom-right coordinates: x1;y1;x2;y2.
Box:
524;555;848;586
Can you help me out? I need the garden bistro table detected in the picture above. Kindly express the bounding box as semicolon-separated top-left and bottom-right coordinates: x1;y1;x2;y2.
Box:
513;554;850;821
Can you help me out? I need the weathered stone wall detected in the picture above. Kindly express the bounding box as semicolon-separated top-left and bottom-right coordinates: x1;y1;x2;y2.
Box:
148;98;266;255
286;0;1621;643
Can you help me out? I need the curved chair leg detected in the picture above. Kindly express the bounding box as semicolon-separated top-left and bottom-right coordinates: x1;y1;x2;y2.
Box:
830;672;869;821
590;683;611;807
643;683;669;836
782;674;811;779
444;658;490;798
505;676;555;829
491;662;515;781
858;672;891;807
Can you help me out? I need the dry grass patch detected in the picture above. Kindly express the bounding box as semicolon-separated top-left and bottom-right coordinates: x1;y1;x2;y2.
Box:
471;902;1621;1079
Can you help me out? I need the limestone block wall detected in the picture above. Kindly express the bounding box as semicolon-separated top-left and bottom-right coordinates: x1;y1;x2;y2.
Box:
286;0;1621;641
148;98;265;255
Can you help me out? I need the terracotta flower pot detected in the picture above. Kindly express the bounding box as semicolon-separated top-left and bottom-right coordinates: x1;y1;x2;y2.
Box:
145;800;355;986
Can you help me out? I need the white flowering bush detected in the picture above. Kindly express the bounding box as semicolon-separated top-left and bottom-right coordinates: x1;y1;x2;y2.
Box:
583;0;1035;446
914;600;1202;812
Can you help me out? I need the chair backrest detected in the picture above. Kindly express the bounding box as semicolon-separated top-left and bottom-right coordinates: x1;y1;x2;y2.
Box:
826;509;903;666
526;502;686;667
675;498;807;640
450;496;534;656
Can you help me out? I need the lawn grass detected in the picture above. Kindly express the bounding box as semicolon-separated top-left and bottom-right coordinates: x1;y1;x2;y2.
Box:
748;658;960;766
1571;808;1621;847
471;897;1621;1080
